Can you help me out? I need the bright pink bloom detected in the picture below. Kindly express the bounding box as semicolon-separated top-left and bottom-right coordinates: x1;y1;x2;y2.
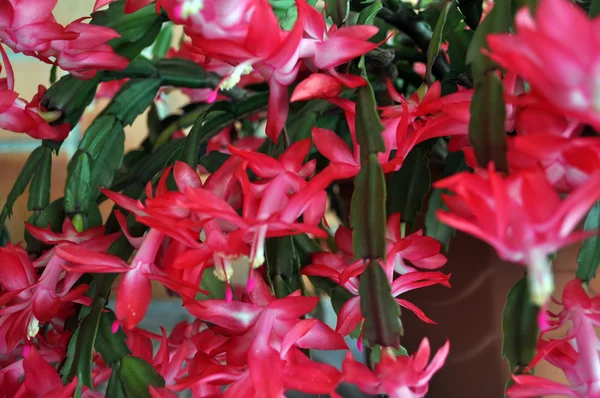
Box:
436;167;600;304
38;20;129;79
291;73;343;102
0;50;70;140
94;0;154;14
56;225;200;330
343;338;450;398
304;218;450;336
0;0;74;54
509;134;600;192
0;217;113;354
12;347;78;398
177;279;346;397
163;0;378;142
507;280;600;397
487;0;600;129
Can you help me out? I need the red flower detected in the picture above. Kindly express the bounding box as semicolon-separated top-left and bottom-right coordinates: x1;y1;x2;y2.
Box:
343;338;450;398
507;280;600;397
436;167;600;304
303;218;450;336
487;0;600;129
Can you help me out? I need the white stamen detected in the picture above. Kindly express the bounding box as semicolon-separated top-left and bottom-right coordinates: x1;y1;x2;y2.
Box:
220;63;254;91
250;226;268;269
213;257;234;282
527;248;554;306
179;0;204;19
570;89;588;109
27;317;40;340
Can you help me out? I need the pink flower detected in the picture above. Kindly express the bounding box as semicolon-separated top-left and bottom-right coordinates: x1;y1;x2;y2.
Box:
303;218;450;336
506;280;600;397
487;0;600;129
12;347;79;398
94;0;155;14
56;225;200;330
39;20;129;79
0;50;70;140
0;0;75;54
176;279;346;397
0;217;112;355
435;167;600;304
343;338;450;398
509;134;600;192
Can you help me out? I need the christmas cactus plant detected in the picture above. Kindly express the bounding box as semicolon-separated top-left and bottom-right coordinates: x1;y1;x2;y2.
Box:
0;0;599;396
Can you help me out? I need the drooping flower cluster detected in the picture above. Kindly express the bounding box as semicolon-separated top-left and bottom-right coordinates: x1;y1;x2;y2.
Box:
3;0;600;396
507;280;600;397
0;0;128;140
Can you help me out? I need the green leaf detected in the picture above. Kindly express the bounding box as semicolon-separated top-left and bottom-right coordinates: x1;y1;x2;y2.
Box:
351;154;387;260
326;0;350;26
388;147;431;230
105;361;128;398
103;79;162;126
42;75;101;127
447;29;474;76
458;0;483;29
370;344;408;365
466;0;511;81
355;83;386;161
120;356;166;398
0;146;45;228
152;23;173;59
79;115;121;156
65;152;92;215
156;58;212;88
147;103;161;144
199;151;231;173
591;0;600;17
265;236;296;280
89;126;125;198
95;310;131;365
181;93;269;166
196;268;226;300
425;190;455;250
32;198;66;231
287;111;317;142
68;298;105;390
425;151;469;250
357;0;382;25
502;278;539;375
91;2;166;60
27;146;52;211
50;64;58;85
577;200;600;283
359;260;402;348
426;0;452;83
468;72;508;171
104;58;158;81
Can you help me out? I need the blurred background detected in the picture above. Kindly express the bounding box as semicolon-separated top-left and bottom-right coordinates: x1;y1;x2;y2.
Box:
0;1;591;397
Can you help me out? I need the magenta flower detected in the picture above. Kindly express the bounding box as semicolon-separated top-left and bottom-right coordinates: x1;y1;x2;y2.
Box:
436;167;600;304
487;0;600;129
343;338;450;398
507;279;600;397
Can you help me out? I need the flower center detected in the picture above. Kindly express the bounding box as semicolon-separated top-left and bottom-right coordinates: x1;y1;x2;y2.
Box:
27;316;40;340
221;63;254;91
178;0;204;19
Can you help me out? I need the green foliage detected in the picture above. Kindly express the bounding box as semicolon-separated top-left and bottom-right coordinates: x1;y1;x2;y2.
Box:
351;154;387;260
502;278;539;387
577;201;600;282
388;147;431;230
359;260;402;347
468;72;508;171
